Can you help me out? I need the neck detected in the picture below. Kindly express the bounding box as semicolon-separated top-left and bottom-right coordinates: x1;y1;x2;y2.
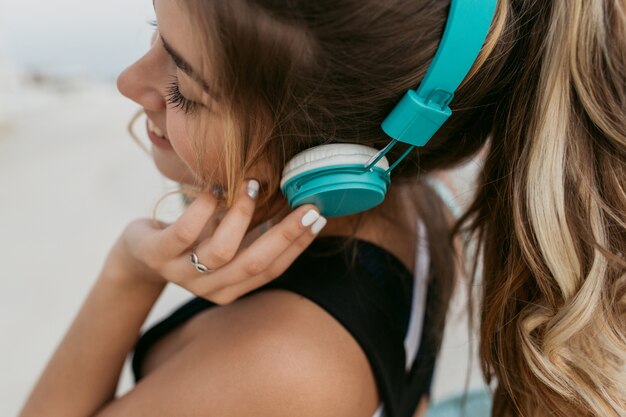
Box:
250;183;418;274
321;183;413;230
317;183;418;273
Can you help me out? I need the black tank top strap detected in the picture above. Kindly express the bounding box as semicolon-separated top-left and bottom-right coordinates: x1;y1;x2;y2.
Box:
250;236;415;417
131;297;216;380
131;235;438;417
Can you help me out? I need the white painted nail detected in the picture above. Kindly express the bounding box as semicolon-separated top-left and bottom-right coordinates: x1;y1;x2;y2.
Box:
301;209;320;227
247;179;260;200
311;216;327;234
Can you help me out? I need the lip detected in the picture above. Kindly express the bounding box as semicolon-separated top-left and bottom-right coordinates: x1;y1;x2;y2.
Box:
146;120;174;150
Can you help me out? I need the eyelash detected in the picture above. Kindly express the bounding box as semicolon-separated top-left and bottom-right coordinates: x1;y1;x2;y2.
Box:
165;76;200;115
147;20;200;115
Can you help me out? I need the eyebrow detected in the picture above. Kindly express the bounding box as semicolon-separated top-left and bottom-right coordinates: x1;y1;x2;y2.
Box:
160;35;214;97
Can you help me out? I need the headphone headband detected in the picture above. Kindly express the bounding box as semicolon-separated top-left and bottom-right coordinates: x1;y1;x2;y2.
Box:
281;0;499;217
381;0;498;147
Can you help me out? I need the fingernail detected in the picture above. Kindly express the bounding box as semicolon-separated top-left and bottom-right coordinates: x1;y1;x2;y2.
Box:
301;209;320;227
247;179;260;200
212;184;225;199
311;216;327;234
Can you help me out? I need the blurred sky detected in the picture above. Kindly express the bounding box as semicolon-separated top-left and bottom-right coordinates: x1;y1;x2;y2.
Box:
0;0;155;81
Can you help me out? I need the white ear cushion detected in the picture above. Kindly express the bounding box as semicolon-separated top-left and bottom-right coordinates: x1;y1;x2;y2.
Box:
280;143;390;189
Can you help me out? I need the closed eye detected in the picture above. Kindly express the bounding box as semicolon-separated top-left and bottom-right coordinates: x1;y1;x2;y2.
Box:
165;75;200;115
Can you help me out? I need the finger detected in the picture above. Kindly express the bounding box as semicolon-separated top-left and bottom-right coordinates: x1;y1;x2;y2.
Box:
235;204;321;277
264;214;327;277
193;179;259;269
147;191;219;260
213;215;327;303
187;204;322;293
162;204;320;293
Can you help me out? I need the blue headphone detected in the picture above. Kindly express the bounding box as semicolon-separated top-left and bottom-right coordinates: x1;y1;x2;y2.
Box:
280;0;498;217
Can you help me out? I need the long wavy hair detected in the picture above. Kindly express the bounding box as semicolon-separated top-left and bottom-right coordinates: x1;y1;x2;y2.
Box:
458;1;626;416
140;0;625;415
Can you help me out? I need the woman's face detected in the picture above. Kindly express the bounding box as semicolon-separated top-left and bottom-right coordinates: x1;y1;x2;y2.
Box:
116;0;288;226
116;0;226;190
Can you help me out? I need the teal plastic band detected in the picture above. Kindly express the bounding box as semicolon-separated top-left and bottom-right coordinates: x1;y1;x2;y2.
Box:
381;90;453;147
381;0;498;147
416;0;498;102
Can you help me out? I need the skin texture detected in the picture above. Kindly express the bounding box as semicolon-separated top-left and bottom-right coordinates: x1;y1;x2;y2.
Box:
17;1;436;416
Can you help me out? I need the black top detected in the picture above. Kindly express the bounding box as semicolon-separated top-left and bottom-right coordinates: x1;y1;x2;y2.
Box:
130;236;437;417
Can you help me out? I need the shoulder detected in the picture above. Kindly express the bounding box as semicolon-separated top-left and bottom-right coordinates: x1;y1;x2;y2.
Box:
95;289;379;417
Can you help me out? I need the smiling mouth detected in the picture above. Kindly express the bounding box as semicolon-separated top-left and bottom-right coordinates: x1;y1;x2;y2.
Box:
147;118;170;141
145;117;174;150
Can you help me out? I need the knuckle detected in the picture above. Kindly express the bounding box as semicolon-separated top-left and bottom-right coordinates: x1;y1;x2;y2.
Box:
280;227;300;243
208;244;234;266
267;252;305;279
172;225;196;246
244;257;266;276
258;271;271;284
236;201;255;218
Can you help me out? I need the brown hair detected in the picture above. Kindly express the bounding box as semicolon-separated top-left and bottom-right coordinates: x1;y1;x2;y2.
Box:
165;0;625;415
457;1;626;416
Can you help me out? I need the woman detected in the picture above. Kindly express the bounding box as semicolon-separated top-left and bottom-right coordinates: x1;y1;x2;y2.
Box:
18;0;625;416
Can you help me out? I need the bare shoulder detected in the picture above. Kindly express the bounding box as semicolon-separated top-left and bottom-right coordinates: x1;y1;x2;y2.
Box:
95;289;380;417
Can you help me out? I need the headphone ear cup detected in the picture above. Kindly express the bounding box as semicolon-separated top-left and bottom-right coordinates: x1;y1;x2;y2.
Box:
280;144;391;217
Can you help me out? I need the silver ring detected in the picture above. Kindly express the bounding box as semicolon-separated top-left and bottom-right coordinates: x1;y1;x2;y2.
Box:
190;251;213;273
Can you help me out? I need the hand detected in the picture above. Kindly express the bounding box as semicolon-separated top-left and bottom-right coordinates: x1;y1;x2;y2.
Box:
101;179;328;304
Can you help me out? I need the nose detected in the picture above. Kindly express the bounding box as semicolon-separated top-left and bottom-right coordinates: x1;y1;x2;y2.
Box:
116;34;166;113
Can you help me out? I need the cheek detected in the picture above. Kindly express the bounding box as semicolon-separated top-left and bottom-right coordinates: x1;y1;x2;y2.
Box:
166;112;227;183
166;113;195;167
